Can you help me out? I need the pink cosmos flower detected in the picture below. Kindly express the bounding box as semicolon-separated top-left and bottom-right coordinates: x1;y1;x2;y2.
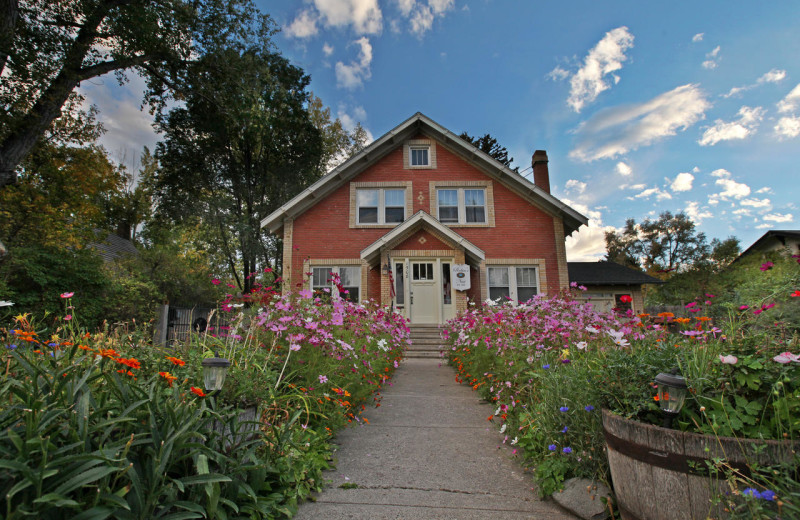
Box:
738;305;749;311
60;292;74;298
685;302;698;308
63;314;73;321
760;262;774;272
773;352;800;364
318;374;328;383
211;278;221;285
719;354;738;364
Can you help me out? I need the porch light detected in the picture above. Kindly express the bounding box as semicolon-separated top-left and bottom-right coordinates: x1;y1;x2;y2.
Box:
654;368;688;428
382;262;392;275
202;352;231;393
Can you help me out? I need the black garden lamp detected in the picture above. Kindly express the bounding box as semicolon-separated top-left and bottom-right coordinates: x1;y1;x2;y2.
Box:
654;368;688;428
202;353;231;394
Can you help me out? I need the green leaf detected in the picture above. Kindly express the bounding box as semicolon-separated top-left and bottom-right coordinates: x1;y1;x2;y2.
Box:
71;507;115;520
177;473;232;486
32;493;80;507
54;466;119;495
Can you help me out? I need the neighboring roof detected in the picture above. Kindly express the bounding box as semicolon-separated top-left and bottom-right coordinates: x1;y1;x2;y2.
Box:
568;261;664;286
261;112;588;235
360;211;485;265
734;230;800;262
89;231;139;263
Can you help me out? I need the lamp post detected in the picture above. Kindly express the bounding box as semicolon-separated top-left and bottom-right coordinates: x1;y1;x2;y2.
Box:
202;352;230;396
654;368;688;428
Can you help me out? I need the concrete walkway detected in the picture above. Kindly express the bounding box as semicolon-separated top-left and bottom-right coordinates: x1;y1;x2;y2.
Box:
295;358;576;519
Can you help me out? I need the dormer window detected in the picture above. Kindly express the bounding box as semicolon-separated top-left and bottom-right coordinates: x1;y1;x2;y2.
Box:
410;146;429;167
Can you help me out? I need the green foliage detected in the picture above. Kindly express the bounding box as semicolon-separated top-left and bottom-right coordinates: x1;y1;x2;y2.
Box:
535;457;571;497
458;132;519;172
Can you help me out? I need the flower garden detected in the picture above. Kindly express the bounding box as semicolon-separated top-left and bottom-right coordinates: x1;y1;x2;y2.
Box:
0;279;408;519
443;254;800;519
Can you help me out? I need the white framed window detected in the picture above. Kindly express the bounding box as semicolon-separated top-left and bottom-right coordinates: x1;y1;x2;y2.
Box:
436;188;487;224
356;188;406;224
410;146;430;167
487;266;538;303
311;266;361;302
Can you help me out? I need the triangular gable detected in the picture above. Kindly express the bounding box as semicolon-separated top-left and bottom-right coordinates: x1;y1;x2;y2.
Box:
260;112;588;235
360;211;485;265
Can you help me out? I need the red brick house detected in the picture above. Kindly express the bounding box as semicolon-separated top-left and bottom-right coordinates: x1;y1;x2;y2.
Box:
260;113;588;324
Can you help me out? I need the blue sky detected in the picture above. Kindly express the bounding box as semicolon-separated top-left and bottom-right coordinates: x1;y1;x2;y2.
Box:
83;1;800;260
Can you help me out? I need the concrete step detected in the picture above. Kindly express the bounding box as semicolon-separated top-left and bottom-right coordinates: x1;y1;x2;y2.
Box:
404;350;443;359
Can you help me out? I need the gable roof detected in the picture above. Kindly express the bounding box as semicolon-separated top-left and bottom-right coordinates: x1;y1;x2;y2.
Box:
734;230;800;262
360;211;485;265
568;261;664;286
260;112;588;235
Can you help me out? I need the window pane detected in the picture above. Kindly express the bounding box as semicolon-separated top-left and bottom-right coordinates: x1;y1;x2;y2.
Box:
442;263;451;304
342;287;359;302
413;263;419;280
385;189;404;206
517;287;537;303
339;267;359;287
489;286;510;301
464;189;484;206
438;189;457;206
385;207;404;223
357;189;378;206
439;207;458;222
411;148;429;166
465;206;485;223
395;263;404;305
359;207;378;223
313;268;332;288
488;267;509;286
516;267;537;287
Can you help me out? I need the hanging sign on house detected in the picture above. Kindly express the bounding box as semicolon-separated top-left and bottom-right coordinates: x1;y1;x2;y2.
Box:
451;264;471;291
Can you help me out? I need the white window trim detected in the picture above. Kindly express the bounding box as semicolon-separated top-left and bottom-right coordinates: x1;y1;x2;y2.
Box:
487;265;539;303
350;182;412;229
436;187;487;225
410;146;430;167
311;266;362;301
356;188;406;225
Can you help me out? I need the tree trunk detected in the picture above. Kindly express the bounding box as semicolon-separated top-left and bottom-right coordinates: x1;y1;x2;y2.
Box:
0;0;19;76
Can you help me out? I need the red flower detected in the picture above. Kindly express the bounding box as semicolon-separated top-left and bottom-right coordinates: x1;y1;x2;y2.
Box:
619;295;632;303
190;387;206;397
792;290;800;298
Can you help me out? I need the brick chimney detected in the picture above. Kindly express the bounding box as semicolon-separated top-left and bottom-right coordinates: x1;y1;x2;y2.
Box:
532;150;550;193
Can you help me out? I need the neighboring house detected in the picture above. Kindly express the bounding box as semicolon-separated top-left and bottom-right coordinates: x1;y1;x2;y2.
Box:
88;229;139;263
261;113;588;325
734;230;800;263
568;261;664;314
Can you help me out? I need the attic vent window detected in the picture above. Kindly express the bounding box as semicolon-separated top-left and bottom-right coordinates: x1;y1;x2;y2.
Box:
410;146;430;166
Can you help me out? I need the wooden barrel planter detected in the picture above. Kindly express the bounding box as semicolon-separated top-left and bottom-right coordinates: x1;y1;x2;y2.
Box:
602;409;798;520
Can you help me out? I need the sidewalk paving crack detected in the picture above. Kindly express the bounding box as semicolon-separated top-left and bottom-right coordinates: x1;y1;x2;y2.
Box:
346;484;534;502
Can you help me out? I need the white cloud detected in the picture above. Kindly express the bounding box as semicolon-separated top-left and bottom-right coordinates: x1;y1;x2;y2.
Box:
562;200;612;261
692;33;704;42
774;116;800;139
756;186;772;194
337;105;374;141
756;223;773;229
395;0;415;16
428;0;454;14
322;42;334;56
547;66;570;81
708;169;751;203
685;201;713;222
634;187;672;201
335;37;373;89
758;69;787;84
570;84;710;162
312;0;383;34
566;26;634;113
702;45;720;69
733;208;752;217
565;179;587;194
286;9;319;38
628;183;646;190
777;83;800;113
740;198;771;208
763;213;794;223
409;4;433;35
615;161;632;176
698;105;765;146
670;172;694;192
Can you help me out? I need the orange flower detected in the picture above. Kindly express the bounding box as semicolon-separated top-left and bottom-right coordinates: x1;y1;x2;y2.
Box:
696;316;712;322
674;318;691;324
190;386;206;397
657;312;674;318
638;313;650;319
98;348;120;359
78;344;92;351
116;357;141;370
159;371;178;387
166;356;185;367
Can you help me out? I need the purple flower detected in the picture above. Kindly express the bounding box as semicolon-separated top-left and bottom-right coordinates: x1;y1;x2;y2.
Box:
562;447;572;454
584;405;595;412
559;406;569;412
760;490;775;501
743;488;762;499
561;426;568;433
548;444;557;451
542;364;550;369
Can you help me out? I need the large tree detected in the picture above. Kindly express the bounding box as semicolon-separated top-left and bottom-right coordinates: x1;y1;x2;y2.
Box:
0;0;270;187
458;132;519;173
153;48;323;294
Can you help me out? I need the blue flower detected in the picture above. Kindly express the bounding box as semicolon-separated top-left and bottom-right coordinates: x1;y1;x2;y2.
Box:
584;405;595;412
562;447;572;454
760;490;775;501
548;444;557;451
561;426;568;433
742;488;762;499
559;406;569;412
6;344;17;350
543;364;550;369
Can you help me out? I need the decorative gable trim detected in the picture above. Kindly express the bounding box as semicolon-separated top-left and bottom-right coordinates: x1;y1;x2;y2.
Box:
360;211;485;265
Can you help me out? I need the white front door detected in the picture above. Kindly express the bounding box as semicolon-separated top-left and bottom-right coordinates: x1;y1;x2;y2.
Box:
409;261;439;324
